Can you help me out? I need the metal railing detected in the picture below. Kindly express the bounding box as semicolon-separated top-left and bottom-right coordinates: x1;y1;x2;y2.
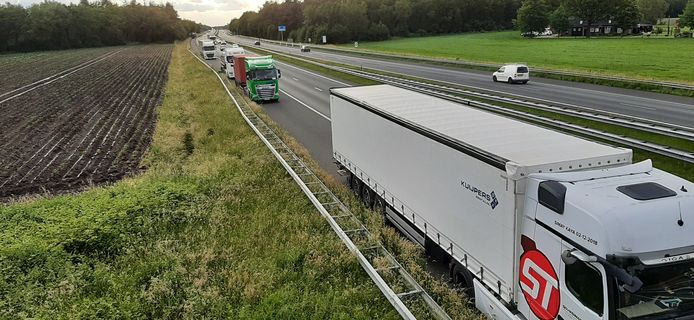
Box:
187;41;451;320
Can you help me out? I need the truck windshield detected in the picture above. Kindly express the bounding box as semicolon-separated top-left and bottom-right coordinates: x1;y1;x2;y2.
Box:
250;69;277;81
616;260;694;319
202;46;215;51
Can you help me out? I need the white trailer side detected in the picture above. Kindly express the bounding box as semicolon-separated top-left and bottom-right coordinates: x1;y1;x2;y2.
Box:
330;85;631;303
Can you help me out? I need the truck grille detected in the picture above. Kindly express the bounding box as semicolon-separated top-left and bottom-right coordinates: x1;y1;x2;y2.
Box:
256;86;275;100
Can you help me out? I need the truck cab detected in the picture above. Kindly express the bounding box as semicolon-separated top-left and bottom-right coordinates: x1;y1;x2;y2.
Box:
219;46;245;79
510;161;694;320
244;56;281;102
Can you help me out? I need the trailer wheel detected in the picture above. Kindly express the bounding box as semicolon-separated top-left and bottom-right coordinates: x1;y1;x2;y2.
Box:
374;196;387;215
450;262;475;299
349;173;361;196
361;184;374;209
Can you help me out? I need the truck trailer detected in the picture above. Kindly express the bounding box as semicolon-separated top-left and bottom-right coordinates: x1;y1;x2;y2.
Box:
233;55;281;102
330;85;694;320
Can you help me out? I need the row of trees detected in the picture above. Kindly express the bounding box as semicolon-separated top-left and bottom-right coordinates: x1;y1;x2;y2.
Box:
229;0;521;43
0;1;205;52
517;0;694;35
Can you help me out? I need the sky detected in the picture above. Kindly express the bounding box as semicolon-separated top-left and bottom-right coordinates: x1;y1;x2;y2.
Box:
15;0;266;26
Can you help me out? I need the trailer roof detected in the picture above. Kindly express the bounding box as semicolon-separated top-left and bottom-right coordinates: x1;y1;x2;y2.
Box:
331;85;632;179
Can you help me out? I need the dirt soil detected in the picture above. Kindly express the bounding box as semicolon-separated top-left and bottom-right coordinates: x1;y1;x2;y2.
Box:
0;44;173;200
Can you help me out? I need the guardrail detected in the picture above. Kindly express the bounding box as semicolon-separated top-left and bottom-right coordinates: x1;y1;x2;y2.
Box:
237;34;694;92
187;40;451;320
235;41;694;164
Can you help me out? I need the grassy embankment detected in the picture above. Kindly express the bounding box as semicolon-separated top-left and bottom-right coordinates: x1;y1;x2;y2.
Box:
0;42;409;319
250;45;693;181
335;31;694;95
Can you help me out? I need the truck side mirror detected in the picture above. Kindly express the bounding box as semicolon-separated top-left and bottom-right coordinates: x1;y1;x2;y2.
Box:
277;69;281;78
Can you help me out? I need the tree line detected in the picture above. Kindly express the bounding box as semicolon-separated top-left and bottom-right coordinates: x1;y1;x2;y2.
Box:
0;1;205;52
516;0;694;35
229;0;520;44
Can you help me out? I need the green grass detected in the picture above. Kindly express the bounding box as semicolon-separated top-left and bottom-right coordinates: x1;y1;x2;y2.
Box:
338;31;694;85
0;42;404;319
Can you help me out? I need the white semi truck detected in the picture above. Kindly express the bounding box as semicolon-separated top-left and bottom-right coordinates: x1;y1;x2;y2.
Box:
330;85;694;320
200;40;215;60
219;45;245;79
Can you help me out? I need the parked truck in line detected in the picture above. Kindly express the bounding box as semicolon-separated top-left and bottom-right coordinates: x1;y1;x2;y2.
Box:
219;46;245;79
330;84;694;320
233;55;280;102
200;40;215;60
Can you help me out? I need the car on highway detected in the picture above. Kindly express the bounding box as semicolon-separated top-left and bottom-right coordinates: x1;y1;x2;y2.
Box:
254;40;261;45
492;64;529;84
300;45;310;52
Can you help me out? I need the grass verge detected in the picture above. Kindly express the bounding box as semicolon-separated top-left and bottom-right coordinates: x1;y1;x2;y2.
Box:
0;41;406;319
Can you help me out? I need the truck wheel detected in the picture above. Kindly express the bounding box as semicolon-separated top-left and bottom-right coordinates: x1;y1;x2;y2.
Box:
507;77;513;84
361;185;374;209
349;173;361;196
374;196;387;215
450;262;475;299
492;76;497;82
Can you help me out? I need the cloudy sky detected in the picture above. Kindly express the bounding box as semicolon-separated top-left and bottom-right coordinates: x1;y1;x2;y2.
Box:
15;0;265;26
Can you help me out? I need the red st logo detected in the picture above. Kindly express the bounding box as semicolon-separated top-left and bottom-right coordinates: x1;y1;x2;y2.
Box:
519;249;560;320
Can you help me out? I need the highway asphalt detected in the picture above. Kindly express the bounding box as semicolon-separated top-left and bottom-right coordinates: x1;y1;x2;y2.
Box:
228;35;694;129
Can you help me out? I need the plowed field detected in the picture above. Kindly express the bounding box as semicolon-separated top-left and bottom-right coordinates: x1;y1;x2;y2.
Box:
0;44;172;199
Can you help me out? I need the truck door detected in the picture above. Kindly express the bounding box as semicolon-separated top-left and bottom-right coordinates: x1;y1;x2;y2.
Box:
559;243;608;320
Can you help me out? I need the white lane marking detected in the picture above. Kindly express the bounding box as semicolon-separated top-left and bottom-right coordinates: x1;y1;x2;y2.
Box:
292;77;299;81
280;89;331;122
314;87;323;92
274;60;350;86
620;103;657;111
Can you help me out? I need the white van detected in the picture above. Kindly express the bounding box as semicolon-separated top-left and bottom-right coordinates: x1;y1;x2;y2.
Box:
492;64;530;84
219;46;245;79
201;40;216;60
